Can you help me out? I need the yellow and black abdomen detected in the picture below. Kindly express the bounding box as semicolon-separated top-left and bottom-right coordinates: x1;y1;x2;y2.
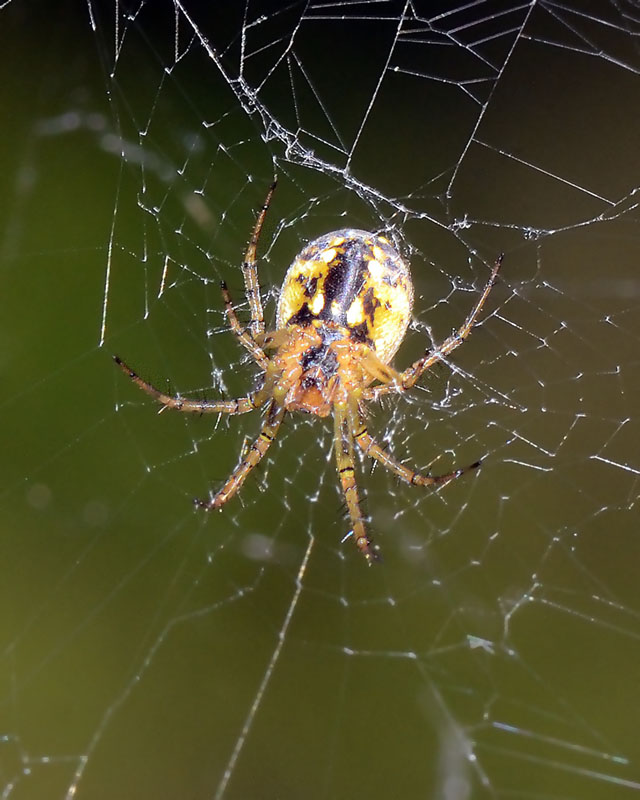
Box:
275;229;414;365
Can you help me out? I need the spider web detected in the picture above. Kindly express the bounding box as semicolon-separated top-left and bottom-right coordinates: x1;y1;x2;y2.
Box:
1;1;639;797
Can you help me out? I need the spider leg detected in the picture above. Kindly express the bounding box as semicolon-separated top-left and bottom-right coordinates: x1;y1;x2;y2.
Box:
334;404;379;564
363;254;502;401
195;399;285;510
353;412;480;487
220;281;269;369
241;178;277;340
114;355;270;414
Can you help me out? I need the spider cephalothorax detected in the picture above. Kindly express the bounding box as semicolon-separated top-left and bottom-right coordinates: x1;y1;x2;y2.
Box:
115;180;501;563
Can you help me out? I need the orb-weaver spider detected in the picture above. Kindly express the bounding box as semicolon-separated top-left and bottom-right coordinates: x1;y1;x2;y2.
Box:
115;180;502;564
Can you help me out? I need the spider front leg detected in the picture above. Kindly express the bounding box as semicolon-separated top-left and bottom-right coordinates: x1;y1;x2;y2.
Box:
334;405;379;564
364;253;502;401
352;409;481;487
195;399;285;511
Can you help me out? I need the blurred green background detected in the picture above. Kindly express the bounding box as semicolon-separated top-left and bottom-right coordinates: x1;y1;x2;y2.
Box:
1;2;639;798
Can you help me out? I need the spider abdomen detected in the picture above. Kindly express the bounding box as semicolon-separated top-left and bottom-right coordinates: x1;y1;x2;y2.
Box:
276;229;414;366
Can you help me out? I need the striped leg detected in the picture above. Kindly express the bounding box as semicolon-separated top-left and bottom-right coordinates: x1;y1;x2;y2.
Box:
364;254;502;401
195;400;285;510
220;281;269;369
114;355;270;414
241;179;277;339
353;412;480;487
334;405;379;564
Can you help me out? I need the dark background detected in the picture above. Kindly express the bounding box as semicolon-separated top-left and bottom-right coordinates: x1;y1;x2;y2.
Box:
1;2;639;798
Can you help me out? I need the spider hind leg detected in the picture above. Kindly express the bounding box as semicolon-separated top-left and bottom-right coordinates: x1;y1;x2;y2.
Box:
363;253;503;401
240;178;277;340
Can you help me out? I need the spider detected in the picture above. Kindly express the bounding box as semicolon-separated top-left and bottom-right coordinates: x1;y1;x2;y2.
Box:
115;180;502;564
